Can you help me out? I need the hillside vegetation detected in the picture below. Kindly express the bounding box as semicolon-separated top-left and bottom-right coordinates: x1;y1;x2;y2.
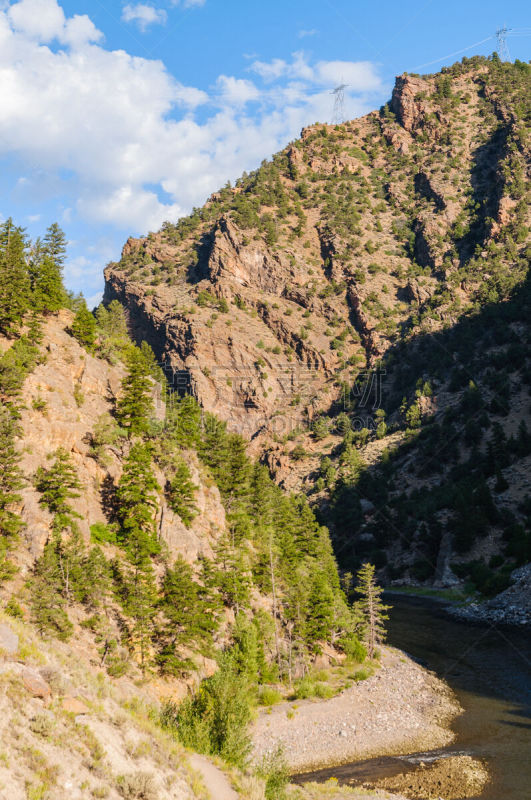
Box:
104;56;531;596
0;216;397;797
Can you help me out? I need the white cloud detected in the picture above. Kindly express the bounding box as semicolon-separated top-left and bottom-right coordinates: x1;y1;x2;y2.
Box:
8;0;65;40
298;29;317;39
250;57;289;82
315;60;382;91
250;52;381;91
0;3;383;293
216;75;260;106
121;4;167;32
8;0;102;46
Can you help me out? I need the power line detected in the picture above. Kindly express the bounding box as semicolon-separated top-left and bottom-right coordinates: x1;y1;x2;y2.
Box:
496;25;511;61
409;35;494;71
331;83;348;125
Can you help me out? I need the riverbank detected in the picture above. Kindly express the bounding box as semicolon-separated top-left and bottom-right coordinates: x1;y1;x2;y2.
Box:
252;647;461;773
446;564;531;627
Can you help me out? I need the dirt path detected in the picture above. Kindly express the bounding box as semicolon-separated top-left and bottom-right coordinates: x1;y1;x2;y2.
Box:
188;753;239;800
252;648;460;773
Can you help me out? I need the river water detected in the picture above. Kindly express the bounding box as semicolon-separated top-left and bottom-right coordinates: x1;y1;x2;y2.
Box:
295;595;531;799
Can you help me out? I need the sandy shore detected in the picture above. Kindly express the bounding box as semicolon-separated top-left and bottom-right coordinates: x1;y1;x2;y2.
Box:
252;647;461;774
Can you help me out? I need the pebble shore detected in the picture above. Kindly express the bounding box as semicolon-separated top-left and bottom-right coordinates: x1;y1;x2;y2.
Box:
252;648;461;773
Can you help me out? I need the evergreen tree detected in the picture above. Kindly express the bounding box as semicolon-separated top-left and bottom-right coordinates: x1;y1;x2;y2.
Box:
30;533;74;640
0;406;24;540
71;299;96;350
122;551;158;673
116;442;160;556
113;442;161;672
354;562;390;659
304;571;335;650
0;218;31;334
43;222;67;267
94;300;130;363
80;545;112;611
35;448;81;533
165;394;202;449
116;347;155;436
0;406;23;582
157;556;217;675
32;254;65;313
213;534;251;613
166;458;198;527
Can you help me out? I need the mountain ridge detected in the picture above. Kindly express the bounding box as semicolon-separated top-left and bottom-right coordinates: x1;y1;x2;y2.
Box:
105;55;531;595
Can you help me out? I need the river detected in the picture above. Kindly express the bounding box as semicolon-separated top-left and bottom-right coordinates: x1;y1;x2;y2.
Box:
294;595;531;799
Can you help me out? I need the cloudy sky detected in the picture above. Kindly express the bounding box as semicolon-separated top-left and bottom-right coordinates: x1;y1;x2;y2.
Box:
0;0;529;303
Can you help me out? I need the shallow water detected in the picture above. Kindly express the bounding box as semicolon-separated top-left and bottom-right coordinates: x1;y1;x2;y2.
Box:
294;595;531;799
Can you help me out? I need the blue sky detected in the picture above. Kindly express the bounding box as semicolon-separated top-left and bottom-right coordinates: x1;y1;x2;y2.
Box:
0;0;529;303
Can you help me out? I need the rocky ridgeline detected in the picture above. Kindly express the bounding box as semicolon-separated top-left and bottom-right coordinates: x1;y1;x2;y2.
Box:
105;61;529;458
105;58;530;612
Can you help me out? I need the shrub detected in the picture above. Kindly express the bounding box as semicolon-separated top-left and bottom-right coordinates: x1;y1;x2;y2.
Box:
117;773;157;800
29;713;54;737
161;655;252;767
352;667;372;681
256;747;289;800
341;635;367;663
258;687;283;706
313;683;335;699
90;522;117;544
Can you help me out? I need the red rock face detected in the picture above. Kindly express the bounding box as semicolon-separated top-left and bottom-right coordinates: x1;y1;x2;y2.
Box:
105;65;530;470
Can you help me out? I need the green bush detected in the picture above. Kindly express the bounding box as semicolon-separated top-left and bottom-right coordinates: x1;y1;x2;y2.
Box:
340;635;367;663
313;682;335;699
90;522;117;545
256;747;289;800
352;667;372;682
258;686;283;706
161;655;252;767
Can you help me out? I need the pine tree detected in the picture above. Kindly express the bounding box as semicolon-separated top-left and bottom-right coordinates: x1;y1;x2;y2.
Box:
32;254;65;314
43;222;67;267
114;442;160;672
165;394;202;448
0;406;24;540
116;347;155;436
157;556;217;675
122;552;158;674
0;218;31;334
213;534;251;613
81;545;112;611
354;562;390;659
304;571;335;650
0;406;23;583
30;533;74;640
117;442;160;556
35;448;81;533
166;458;198;527
71;299;96;351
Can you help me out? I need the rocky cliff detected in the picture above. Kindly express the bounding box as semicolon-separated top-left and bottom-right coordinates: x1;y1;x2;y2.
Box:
10;311;226;582
105;56;531;597
105;59;529;454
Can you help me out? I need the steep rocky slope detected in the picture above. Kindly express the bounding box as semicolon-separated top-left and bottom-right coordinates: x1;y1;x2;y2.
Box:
0;310;418;800
14;311;225;576
105;56;531;596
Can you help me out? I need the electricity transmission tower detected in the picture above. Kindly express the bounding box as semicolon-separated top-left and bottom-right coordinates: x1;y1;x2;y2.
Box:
495;25;511;61
331;83;348;125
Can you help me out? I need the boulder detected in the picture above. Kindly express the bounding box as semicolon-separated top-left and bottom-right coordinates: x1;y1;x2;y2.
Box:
22;667;51;701
62;696;90;714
